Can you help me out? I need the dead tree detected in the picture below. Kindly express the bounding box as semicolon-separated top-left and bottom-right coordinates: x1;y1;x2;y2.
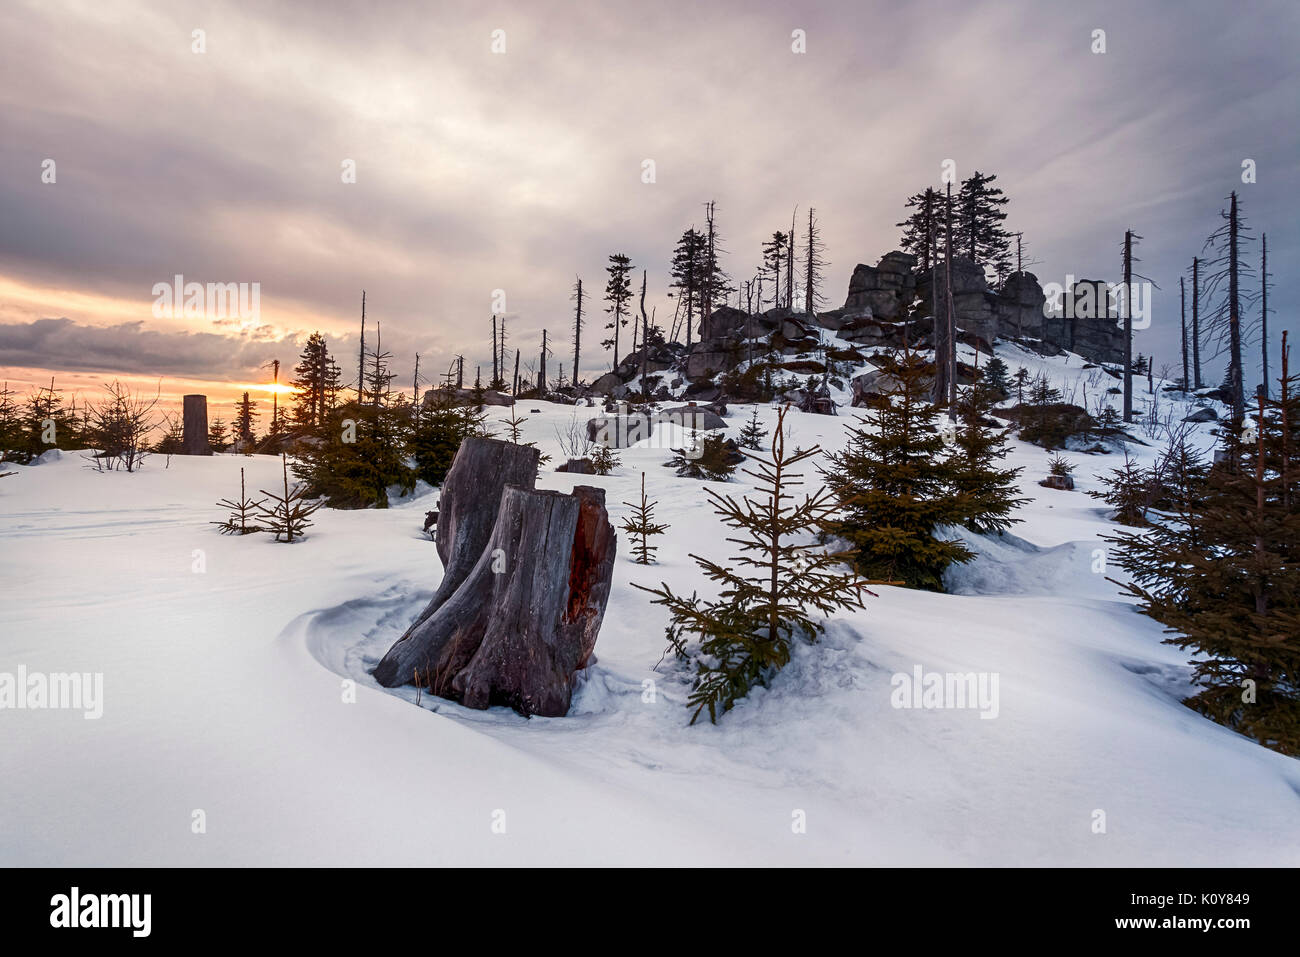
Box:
571;277;584;389
1261;232;1270;398
1191;258;1202;389
372;436;616;716
803;206;828;318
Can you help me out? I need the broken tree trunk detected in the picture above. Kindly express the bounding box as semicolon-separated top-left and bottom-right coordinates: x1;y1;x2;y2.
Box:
398;436;540;643
373;436;616;716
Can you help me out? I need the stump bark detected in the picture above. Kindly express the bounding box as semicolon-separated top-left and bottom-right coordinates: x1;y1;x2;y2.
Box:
373;437;616;717
182;395;211;455
408;436;540;633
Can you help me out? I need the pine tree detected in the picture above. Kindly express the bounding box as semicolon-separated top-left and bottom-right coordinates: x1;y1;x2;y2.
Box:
1089;450;1152;526
233;392;259;448
738;407;768;450
761;232;788;309
153;413;185;459
290;332;342;433
670;228;708;348
0;381;22;462
207;417;229;452
211;467;265;535
634;405;869;723
665;432;740;481
949;379;1027;533
499;407;527;443
897;187;940;272
822;346;974;590
1012;367;1030;405
1105;340;1299;752
409;395;491;488
290;337;414;508
956;171;1011;277
981;356;1010;397
257;454;324;543
603;253;633;370
620;471;668;564
591;444;620;475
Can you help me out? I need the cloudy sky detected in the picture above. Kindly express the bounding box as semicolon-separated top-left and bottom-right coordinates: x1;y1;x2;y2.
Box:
1;0;1296;415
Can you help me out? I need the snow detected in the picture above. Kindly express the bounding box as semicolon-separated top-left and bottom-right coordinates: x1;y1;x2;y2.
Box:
2;343;1298;866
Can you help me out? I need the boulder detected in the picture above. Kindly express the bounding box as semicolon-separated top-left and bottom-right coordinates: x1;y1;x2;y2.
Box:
698;306;750;341
589;372;625;396
1038;475;1075;491
423;386;514;408
1183;406;1218;423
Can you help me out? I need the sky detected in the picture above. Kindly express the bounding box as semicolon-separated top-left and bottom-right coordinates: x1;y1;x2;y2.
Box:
1;0;1297;420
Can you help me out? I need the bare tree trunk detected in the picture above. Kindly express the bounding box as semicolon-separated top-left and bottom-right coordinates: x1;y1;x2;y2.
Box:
1192;258;1202;389
358;290;366;404
1180;278;1189;390
1228;191;1244;420
1123;230;1133;422
1261;233;1269;398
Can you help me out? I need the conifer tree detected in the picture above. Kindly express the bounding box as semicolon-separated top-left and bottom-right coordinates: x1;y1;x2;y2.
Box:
635;405;869;723
409;395;491;488
603;254;633;369
206;417;229;452
211;467;265;534
981;356;1010;397
153;413;185;460
665;431;740;481
761;232;788;309
1105;340;1299;752
1089;451;1152;526
949;379;1027;533
257;454;324;543
738;407;768;450
620;472;668;564
591;444;620;475
290;332;342;433
233;392;259;448
897;187;940;272
0;381;21;462
956;171;1011;276
290;336;414;508
822;346;974;590
670;228;707;348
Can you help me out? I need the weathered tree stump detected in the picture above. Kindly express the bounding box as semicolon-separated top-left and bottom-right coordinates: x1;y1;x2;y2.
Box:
405;437;540;635
373;436;617;716
182;395;211;455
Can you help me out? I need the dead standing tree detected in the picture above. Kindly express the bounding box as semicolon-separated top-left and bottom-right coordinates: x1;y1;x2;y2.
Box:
373;436;617;716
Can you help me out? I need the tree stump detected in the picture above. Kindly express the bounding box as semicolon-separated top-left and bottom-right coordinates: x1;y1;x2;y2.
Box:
374;483;616;716
373;436;617;715
404;437;540;636
182;395;211;455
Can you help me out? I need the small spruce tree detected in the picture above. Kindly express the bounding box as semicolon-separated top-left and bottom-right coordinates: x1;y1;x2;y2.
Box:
257;454;324;542
211;467;265;535
635;405;869;723
620;471;668;564
821;345;974;590
738;407;769;450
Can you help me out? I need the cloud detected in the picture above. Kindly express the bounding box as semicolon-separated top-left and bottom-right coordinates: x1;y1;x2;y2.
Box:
0;0;1296;387
0;317;310;380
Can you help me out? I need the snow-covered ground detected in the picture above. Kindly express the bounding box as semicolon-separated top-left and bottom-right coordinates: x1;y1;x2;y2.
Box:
2;343;1298;866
